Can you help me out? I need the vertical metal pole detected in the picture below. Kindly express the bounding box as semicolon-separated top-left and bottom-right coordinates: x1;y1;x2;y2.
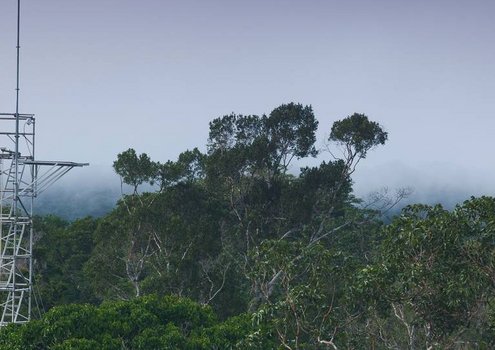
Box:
14;0;21;187
15;0;21;153
28;119;34;321
13;0;21;322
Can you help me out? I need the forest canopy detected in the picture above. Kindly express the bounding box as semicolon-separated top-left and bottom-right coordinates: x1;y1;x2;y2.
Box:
1;103;494;349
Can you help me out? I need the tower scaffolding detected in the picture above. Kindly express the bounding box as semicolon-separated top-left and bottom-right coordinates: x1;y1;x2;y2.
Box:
0;1;88;325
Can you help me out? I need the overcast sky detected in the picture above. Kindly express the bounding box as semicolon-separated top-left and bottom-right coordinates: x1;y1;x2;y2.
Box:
0;0;494;204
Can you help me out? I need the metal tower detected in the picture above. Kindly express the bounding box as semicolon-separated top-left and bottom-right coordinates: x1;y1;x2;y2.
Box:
0;0;87;325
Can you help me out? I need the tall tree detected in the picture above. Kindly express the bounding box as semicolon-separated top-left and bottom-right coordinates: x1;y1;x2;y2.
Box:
113;148;157;194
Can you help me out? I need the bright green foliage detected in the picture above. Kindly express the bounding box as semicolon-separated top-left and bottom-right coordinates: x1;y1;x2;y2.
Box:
0;295;270;349
250;241;361;348
360;197;495;348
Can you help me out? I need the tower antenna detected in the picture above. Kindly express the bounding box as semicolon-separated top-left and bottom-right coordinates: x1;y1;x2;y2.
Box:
0;0;88;325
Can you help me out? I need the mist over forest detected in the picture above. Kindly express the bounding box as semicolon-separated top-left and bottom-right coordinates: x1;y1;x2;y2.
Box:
1;105;492;349
1;0;494;348
35;163;492;221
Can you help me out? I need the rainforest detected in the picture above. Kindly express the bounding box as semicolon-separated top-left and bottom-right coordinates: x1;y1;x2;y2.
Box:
0;104;494;349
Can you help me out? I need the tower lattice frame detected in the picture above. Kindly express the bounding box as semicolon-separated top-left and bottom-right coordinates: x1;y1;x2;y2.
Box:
0;1;87;325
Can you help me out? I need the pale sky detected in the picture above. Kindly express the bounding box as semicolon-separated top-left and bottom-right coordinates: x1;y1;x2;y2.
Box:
0;0;494;206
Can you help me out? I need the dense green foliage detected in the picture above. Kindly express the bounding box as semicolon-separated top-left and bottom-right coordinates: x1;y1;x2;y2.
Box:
34;216;98;309
2;103;494;349
0;295;273;349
